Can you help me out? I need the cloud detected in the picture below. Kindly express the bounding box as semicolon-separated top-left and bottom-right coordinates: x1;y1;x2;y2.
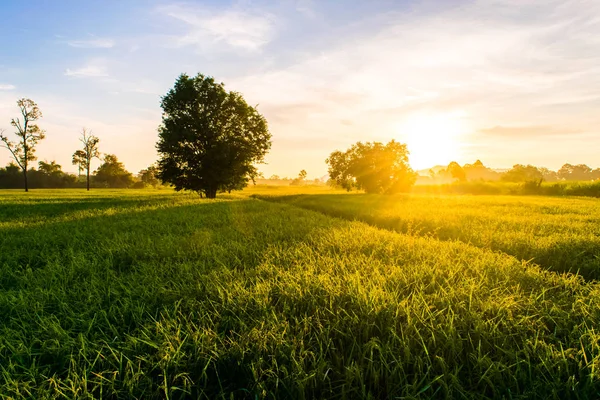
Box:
230;0;600;136
295;0;317;19
64;63;108;78
68;38;115;48
478;126;582;138
159;4;276;51
0;84;16;91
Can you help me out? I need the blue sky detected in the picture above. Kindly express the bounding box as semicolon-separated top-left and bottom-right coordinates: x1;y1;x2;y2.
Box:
1;0;599;177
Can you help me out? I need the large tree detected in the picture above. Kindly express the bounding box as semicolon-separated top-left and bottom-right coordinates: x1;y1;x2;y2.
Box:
0;98;45;192
326;140;416;194
156;73;271;198
72;128;100;191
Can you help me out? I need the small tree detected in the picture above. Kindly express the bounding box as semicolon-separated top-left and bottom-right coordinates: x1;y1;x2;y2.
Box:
139;165;160;188
0;99;45;192
157;73;272;198
291;169;308;186
94;154;134;188
72;128;100;191
446;161;466;182
73;151;85;178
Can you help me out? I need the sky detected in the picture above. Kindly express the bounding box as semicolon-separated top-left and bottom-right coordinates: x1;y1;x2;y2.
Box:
1;0;599;178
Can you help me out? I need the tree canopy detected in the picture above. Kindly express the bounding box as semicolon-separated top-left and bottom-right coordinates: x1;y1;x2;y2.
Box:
447;161;466;182
156;73;272;198
326;140;416;194
501;164;543;183
94;154;134;188
139;165;160;188
557;163;600;181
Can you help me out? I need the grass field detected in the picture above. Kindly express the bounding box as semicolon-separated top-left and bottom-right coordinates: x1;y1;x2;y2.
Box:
1;188;600;398
257;192;600;280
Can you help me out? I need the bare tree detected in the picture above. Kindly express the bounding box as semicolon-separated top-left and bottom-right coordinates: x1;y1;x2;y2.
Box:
72;128;100;191
0;99;45;192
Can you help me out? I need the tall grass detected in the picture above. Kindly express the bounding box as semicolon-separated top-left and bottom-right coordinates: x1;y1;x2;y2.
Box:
258;193;600;280
1;190;599;398
414;180;600;197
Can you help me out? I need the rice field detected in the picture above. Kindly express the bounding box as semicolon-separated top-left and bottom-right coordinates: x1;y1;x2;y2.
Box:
1;188;599;399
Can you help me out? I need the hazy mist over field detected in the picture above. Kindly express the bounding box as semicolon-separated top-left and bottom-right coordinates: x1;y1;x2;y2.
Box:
2;0;600;177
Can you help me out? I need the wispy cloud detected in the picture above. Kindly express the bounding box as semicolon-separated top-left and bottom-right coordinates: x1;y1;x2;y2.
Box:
479;126;582;138
68;37;115;48
0;84;16;91
64;63;108;78
159;4;276;51
295;0;317;19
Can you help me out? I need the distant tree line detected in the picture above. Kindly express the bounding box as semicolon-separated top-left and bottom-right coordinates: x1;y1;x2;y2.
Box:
429;160;600;185
0;157;162;189
0;98;162;190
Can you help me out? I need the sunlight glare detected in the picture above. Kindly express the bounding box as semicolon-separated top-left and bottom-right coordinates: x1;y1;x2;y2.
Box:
396;112;468;170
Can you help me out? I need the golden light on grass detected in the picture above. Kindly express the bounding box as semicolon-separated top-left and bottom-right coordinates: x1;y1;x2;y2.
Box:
397;112;468;170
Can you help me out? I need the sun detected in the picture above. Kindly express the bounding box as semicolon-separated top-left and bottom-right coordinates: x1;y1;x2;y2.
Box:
396;112;467;170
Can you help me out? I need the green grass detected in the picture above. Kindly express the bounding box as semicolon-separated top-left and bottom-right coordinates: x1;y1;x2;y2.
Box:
413;180;600;197
1;189;599;398
257;193;600;280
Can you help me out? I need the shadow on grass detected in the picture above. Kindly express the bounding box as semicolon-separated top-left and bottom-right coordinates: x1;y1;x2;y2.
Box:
0;195;183;224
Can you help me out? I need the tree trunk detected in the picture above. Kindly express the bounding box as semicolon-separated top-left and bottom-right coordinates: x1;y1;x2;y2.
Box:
23;168;28;192
86;167;90;191
206;189;217;199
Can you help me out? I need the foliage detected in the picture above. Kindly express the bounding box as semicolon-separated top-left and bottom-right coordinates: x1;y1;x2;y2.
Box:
36;161;77;188
94;154;134;188
156;73;272;198
462;159;501;181
414;180;600;198
0;162;76;189
138;164;161;188
557;163;600;181
326;140;416;194
72;128;100;191
446;161;466;182
290;169;308;186
0;98;45;191
501;164;543;185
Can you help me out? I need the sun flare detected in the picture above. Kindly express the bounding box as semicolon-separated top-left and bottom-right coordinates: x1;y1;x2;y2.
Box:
396;112;468;170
